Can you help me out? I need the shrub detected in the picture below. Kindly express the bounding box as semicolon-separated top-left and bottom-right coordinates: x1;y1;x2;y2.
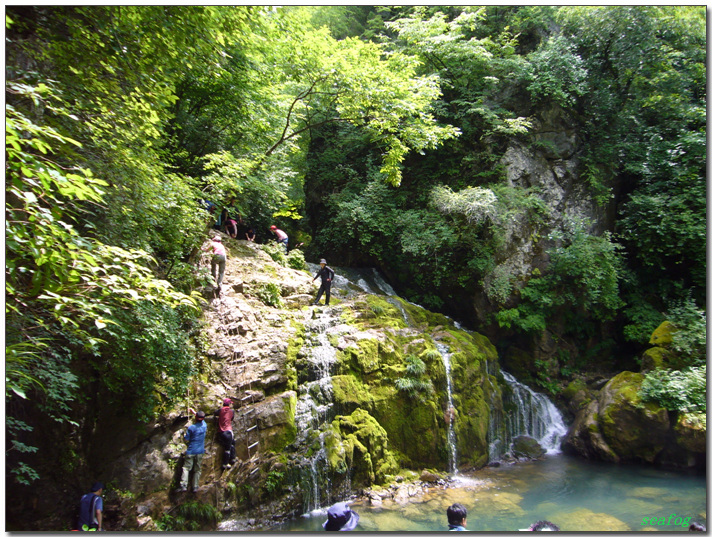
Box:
639;365;706;414
255;282;283;308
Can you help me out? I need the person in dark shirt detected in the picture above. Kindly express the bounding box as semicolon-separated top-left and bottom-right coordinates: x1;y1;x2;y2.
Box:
312;259;335;306
77;482;104;531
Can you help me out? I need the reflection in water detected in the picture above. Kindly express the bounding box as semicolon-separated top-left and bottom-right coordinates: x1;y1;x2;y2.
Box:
275;455;706;532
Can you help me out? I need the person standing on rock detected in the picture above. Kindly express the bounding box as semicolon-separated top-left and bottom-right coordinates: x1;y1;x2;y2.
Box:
215;398;236;470
177;409;207;493
270;225;288;253
447;503;468;531
77;481;104;531
202;235;227;293
312;259;335;306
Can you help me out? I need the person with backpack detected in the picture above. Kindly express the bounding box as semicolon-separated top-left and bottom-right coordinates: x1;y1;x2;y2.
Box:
177;409;207;493
312;259;335;306
77;482;104;531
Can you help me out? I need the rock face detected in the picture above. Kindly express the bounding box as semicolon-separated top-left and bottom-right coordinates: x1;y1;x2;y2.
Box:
511;435;545;460
562;371;704;467
96;237;509;530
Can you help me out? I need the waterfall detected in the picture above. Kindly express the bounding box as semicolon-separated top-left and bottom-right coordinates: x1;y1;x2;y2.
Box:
436;343;458;473
294;310;340;511
489;371;567;459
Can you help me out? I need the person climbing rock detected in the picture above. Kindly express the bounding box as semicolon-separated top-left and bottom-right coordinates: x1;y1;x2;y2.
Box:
312;259;335;306
245;227;256;242
447;503;468;531
269;225;288;253
215;398;236;470
224;217;238;239
323;502;359;531
177;409;207;493
77;481;104;531
202;235;227;293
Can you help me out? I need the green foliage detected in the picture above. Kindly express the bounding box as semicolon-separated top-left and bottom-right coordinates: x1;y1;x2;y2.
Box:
261;241;288;266
255;282;283;308
155;501;221;532
286;249;307;271
666;297;706;367
521;36;588;107
395;355;433;400
639;366;706;414
264;470;285;494
496;220;624;334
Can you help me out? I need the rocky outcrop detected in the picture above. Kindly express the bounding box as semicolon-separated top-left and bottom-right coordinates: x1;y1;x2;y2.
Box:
98;236;509;530
562;371;704;467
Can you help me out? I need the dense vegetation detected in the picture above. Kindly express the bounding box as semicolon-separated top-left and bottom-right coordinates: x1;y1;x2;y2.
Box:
5;5;705;493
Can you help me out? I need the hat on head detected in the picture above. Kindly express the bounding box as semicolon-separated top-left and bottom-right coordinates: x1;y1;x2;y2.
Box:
196;411;206;420
223;398;232;406
91;482;104;492
270;225;277;230
212;236;221;242
323;502;359;531
320;259;327;264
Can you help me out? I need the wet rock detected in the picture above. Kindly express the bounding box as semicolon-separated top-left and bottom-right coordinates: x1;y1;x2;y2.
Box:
511;435;545;459
419;470;441;483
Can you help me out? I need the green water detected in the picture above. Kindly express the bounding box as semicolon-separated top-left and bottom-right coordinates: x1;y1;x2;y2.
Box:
274;455;706;532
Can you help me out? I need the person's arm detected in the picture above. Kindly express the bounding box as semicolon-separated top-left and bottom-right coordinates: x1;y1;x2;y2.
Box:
95;507;103;531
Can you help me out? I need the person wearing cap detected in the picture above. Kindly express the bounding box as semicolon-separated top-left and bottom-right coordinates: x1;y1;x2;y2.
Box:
202;235;228;292
312;259;335;306
214;397;236;470
178;409;207;492
323;502;359;531
447;503;468;531
77;481;104;530
269;225;288;253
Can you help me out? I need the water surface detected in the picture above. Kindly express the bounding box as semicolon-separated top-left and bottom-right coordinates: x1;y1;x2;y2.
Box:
275;455;706;532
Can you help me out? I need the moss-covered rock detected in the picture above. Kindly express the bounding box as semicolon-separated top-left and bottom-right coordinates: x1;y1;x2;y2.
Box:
325;409;399;486
511;435;545;459
674;413;706;454
648;321;676;347
598;372;670;463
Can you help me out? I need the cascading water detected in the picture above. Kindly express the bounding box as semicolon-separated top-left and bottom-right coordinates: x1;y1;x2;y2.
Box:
294;310;340;512
489;370;567;460
436;343;458;474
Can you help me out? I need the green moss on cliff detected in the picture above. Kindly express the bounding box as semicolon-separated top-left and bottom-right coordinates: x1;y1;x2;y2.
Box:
325;409;399;486
285;322;305;392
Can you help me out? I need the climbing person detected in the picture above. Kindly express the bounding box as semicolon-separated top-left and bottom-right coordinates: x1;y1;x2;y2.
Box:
269;225;288;253
177;409;207;493
224;217;238;239
215;397;236;470
77;482;104;531
323;502;359;531
447;503;468;531
312;259;335;306
245;227;256;242
202;235;227;293
526;520;560;531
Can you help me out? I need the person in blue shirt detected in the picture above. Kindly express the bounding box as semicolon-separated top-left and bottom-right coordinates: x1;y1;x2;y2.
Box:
447;503;468;531
77;482;104;530
177;409;207;492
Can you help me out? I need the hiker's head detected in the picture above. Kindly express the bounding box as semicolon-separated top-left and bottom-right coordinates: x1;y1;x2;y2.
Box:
91;482;104;493
212;236;221;242
195;411;206;421
447;503;467;526
323;502;359;531
223;398;232;407
270;225;277;230
320;259;327;266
